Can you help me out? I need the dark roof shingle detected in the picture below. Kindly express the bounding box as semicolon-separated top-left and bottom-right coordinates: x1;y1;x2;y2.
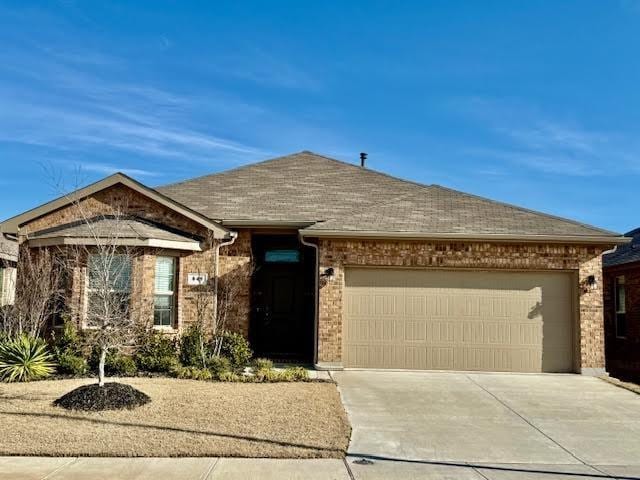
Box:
603;228;640;267
157;151;622;239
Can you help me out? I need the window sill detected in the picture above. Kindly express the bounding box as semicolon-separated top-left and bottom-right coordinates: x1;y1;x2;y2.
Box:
152;325;177;333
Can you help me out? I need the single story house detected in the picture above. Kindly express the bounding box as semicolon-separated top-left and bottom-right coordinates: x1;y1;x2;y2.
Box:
603;227;640;380
0;235;17;306
0;152;628;374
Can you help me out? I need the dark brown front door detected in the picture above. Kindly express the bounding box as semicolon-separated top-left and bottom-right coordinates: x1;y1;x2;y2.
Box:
251;235;315;361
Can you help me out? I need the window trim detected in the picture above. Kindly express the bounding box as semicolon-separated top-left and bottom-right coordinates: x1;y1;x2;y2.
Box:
153;255;178;330
614;275;627;339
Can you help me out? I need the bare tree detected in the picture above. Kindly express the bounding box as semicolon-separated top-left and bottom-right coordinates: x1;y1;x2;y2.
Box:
0;247;62;338
60;206;147;387
189;236;253;365
210;260;253;357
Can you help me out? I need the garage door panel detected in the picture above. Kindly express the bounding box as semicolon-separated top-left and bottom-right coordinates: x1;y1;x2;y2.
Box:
343;268;574;373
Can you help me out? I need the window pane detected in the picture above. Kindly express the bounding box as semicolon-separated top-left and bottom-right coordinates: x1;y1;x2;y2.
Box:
88;254;131;291
615;277;626;314
155;257;175;293
264;249;300;263
154;294;174;327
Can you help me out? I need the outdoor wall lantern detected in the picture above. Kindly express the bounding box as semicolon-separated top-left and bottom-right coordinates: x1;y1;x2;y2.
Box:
580;274;597;293
321;267;335;280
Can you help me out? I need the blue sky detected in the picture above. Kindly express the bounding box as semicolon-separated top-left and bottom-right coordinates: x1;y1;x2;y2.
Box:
0;1;638;233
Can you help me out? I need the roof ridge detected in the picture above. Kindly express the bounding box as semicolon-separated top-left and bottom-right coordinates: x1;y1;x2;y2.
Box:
430;185;620;236
157;150;434;193
299;150;434;190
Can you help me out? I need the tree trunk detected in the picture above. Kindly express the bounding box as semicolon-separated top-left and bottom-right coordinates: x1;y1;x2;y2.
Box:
98;347;107;387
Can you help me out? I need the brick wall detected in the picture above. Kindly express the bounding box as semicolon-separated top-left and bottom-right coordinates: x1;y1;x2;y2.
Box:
317;238;610;371
17;184;224;334
603;262;640;380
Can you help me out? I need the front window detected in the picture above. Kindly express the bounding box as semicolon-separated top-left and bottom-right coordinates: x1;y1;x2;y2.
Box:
154;256;177;327
615;275;627;338
86;254;132;327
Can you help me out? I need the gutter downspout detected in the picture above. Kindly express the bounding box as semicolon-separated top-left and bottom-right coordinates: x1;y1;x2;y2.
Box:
299;232;319;366
213;231;238;332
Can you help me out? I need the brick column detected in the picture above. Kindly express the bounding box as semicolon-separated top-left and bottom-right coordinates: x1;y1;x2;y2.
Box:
578;254;606;375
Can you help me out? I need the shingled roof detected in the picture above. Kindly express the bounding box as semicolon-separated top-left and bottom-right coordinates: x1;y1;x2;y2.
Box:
604;228;640;267
28;217;203;251
157;151;623;242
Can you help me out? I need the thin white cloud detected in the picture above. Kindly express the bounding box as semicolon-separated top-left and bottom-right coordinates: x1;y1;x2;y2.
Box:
453;97;640;177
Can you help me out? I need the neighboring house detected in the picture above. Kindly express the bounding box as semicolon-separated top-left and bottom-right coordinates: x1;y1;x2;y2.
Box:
603;228;640;380
0;152;629;374
0;235;17;306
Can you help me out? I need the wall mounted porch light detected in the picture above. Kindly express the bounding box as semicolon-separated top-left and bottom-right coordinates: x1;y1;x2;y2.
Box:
320;267;335;280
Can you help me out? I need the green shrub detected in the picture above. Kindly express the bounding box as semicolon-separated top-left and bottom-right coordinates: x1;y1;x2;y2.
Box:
56;351;88;375
217;371;243;382
253;366;309;383
179;325;206;368
135;330;179;373
207;355;232;379
171;365;212;380
106;354;137;376
0;335;55;382
217;331;252;371
52;319;87;375
52;318;83;355
252;358;273;371
284;366;309;381
89;347;137;377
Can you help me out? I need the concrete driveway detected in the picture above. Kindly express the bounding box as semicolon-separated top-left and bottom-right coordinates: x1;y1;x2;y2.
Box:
334;371;640;479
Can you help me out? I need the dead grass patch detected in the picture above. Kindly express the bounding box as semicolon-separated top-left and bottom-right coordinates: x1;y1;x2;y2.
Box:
0;378;351;458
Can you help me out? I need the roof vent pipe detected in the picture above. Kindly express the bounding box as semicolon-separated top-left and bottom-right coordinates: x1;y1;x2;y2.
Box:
360;152;367;168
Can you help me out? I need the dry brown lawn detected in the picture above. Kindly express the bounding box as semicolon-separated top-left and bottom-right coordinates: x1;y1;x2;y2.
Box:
0;378;351;458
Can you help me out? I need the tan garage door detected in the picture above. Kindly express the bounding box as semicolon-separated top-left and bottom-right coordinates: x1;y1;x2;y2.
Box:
344;268;575;373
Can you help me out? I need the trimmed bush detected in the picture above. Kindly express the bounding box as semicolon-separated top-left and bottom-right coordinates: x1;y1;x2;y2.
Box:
135;330;179;373
284;366;309;381
179;325;206;368
217;331;252;371
107;354;137;376
170;366;212;381
89;347;138;377
56;350;88;376
207;355;232;379
52;319;87;376
253;366;309;383
252;358;273;371
0;335;55;382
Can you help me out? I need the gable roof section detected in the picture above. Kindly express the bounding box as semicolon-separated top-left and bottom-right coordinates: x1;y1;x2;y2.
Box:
604;228;640;267
159;151;626;244
158;151;425;223
0;173;229;239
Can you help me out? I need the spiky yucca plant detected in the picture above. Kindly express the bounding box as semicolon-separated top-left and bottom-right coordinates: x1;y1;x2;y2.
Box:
0;335;55;382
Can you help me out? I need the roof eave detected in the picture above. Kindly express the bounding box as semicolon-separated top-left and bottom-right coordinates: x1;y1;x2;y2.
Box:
27;236;202;252
299;229;631;245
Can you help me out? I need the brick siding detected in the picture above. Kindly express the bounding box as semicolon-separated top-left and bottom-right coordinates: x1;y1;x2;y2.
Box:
317;238;609;371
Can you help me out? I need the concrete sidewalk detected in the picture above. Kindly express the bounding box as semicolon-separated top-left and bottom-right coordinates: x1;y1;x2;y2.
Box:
4;456;640;479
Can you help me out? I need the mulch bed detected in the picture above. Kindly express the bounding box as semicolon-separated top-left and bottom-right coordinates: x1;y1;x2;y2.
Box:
53;382;151;411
